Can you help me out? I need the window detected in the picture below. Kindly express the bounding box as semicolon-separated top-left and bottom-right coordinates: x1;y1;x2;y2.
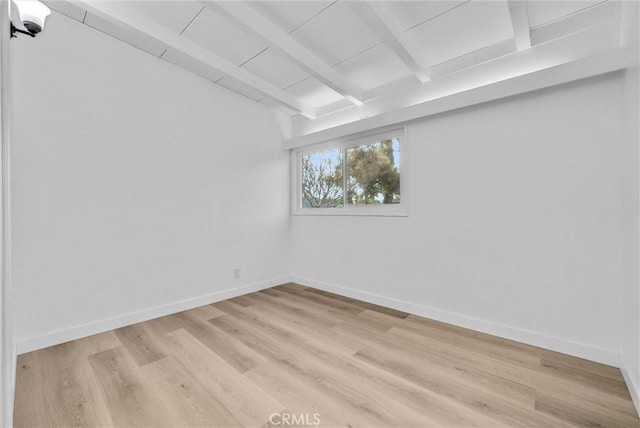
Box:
293;128;407;216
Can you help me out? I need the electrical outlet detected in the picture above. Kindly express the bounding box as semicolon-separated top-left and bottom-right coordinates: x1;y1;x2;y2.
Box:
233;268;240;280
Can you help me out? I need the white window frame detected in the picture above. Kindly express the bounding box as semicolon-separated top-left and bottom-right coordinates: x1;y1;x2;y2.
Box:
291;126;408;217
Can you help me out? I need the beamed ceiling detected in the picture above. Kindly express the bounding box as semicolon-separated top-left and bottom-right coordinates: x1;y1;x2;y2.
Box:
43;0;636;144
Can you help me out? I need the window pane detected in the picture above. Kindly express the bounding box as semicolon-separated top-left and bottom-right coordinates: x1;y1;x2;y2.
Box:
346;138;400;205
301;149;343;208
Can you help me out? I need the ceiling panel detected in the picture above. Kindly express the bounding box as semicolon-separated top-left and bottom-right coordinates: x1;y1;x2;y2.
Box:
528;1;607;28
363;75;419;102
125;1;204;34
285;77;343;108
530;1;617;45
430;38;516;77
406;0;514;66
381;1;468;31
162;49;224;84
241;48;309;90
247;1;335;33
180;7;267;66
290;1;383;66
334;42;412;91
84;12;167;57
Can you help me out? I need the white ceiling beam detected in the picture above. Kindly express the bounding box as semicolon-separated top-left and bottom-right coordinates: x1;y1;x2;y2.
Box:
287;47;632;149
350;2;431;83
67;0;317;119
288;19;625;143
205;0;365;106
508;0;532;50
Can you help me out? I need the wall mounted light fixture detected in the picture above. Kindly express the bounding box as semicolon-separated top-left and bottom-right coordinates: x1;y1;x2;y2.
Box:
9;0;51;38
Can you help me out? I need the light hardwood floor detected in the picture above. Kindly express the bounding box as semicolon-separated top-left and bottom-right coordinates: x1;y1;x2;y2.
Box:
14;283;640;427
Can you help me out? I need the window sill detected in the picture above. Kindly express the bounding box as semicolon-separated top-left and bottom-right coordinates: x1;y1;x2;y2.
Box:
292;208;408;217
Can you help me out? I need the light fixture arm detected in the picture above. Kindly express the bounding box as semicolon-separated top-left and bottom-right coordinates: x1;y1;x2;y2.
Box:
10;23;35;38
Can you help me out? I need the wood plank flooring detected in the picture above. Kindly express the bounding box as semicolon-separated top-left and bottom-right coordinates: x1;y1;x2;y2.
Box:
14;283;640;427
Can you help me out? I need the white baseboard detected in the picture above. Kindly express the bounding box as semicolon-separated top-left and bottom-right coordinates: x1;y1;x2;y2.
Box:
620;359;640;417
15;273;623;370
16;276;290;355
291;275;620;367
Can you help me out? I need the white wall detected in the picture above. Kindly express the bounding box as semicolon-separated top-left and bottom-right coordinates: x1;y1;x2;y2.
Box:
621;62;640;413
0;2;14;426
11;11;290;351
292;72;630;366
621;0;640;413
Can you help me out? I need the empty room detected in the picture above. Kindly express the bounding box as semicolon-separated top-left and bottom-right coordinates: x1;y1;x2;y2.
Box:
1;0;639;426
